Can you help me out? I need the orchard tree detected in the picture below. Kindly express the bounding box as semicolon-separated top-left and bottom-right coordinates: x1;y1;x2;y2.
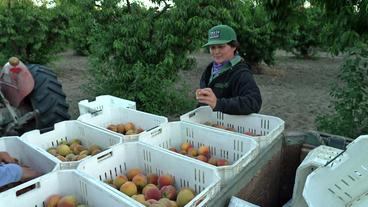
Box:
0;0;68;64
55;0;97;55
285;6;323;58
311;0;368;54
261;0;368;54
316;45;368;138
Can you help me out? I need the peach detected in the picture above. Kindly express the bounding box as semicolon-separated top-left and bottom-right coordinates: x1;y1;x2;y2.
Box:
216;159;229;166
45;194;62;207
144;186;161;200
225;127;236;132
244;131;254;136
79;150;89;156
107;124;118;132
169;147;178;153
69;139;81;145
147;173;159;185
198;146;209;156
132;174;147;189
76;154;87;160
180;142;192;152
125;129;136;135
127;168;143;180
176;188;195;207
57;195;77;207
132;194;146;204
47;148;58;156
113;175;128;189
158;198;177;207
187;147;198;157
145;199;160;205
124;122;135;131
142;184;158;195
117;124;126;134
196;155;208;163
158;174;174;188
70;144;81;155
159;198;178;207
56;155;67;161
136;127;144;134
208;157;217;166
89;144;101;150
120;181;138;196
90;148;102;156
160;185;177;200
104;179;113;184
57;144;71;156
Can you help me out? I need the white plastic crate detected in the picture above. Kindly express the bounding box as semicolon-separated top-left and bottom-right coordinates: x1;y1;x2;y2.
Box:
77;107;168;141
20;120;122;169
292;145;342;207
0;170;135;206
139;121;259;185
0;137;58;193
78;95;136;115
77;142;221;207
228;196;260;207
180;106;285;150
303;135;368;207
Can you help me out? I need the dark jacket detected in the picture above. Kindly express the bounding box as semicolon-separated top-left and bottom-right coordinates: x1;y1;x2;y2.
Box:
199;61;262;115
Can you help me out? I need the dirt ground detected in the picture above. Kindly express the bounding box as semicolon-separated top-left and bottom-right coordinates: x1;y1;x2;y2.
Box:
51;50;344;132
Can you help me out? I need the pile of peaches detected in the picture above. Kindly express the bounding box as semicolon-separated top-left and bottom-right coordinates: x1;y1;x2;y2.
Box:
45;194;87;207
203;121;259;136
105;168;196;207
107;122;144;135
46;139;103;162
168;142;230;166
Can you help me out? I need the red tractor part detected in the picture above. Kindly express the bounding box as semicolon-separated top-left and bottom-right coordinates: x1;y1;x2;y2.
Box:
0;57;35;107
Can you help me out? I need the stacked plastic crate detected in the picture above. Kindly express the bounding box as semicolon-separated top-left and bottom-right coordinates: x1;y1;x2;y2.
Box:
292;145;342;207
139;121;259;186
78;95;137;115
77;142;221;207
303;135;368;207
0;170;136;206
180;106;285;150
20;120;123;169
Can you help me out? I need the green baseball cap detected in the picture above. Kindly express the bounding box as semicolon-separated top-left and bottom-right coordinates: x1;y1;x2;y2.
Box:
203;25;237;47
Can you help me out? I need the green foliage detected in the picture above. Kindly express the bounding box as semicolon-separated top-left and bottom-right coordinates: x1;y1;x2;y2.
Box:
57;0;96;55
316;45;368;138
311;0;368;54
259;0;305;50
237;2;276;65
87;1;196;115
0;0;69;64
285;6;323;58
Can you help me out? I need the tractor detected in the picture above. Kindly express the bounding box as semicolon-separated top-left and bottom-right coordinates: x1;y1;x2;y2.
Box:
0;57;70;135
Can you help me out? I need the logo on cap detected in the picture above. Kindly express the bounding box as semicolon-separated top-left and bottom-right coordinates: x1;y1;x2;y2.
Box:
209;30;220;39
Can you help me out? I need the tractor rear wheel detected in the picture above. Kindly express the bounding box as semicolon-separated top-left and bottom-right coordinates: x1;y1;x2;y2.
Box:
26;64;70;131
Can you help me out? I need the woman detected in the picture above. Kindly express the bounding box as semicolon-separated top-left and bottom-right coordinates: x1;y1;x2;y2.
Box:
196;24;262;115
0;151;40;187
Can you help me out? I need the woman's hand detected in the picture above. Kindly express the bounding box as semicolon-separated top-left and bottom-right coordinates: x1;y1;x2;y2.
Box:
196;88;217;109
21;167;41;181
0;152;17;163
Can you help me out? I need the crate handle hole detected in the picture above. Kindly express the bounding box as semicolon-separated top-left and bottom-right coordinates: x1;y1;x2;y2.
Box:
16;182;40;197
97;151;113;162
188;112;196;118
